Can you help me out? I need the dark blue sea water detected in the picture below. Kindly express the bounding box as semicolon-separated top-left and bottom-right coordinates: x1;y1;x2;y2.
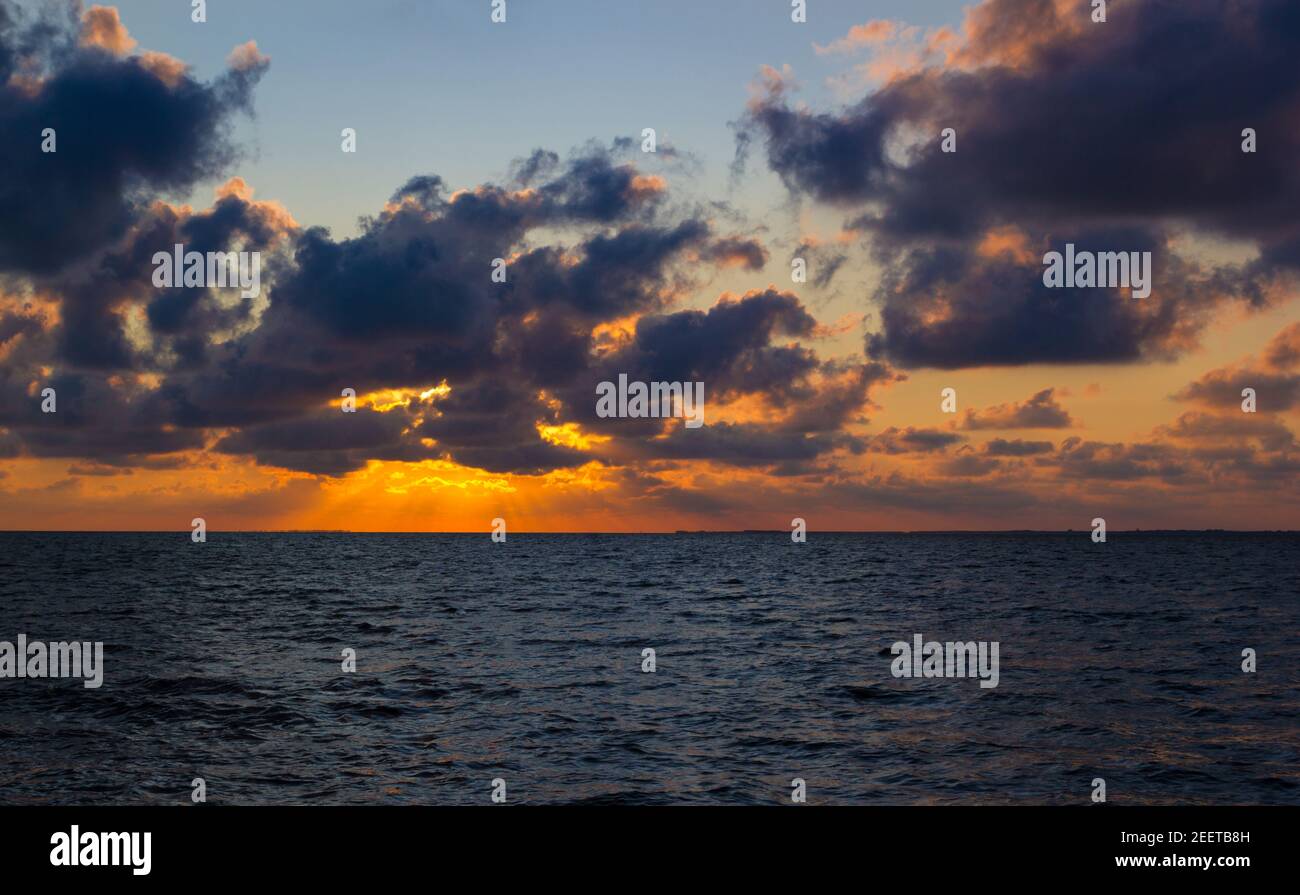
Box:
0;532;1296;805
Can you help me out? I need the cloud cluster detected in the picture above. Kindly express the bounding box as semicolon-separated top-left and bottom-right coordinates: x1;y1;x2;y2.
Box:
0;3;888;482
1;0;1295;528
0;2;267;275
738;0;1300;368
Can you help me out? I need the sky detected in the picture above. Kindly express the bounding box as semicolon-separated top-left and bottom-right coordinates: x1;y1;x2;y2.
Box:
1;0;1298;531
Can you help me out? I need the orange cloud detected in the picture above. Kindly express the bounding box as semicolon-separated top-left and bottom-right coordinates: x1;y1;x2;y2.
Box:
628;174;667;200
814;20;897;55
212;177;299;234
80;6;136;56
976;226;1037;265
961;388;1078;430
227;41;270;72
1263;322;1300;370
953;0;1094;70
138;51;188;87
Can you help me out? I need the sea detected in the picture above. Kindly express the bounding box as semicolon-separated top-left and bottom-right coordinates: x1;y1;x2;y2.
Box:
0;531;1296;805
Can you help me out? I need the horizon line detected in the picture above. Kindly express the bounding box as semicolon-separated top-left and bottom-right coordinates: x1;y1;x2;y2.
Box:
1;528;1296;535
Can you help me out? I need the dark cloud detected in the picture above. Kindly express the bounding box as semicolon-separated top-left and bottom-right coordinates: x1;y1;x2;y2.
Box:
739;0;1300;368
530;148;668;223
775;360;900;434
867;426;963;454
1262;323;1300;370
0;305;43;347
159;174;866;476
1173;322;1300;413
1175;367;1300;415
0;0;268;275
610;287;817;398
743;0;1300;247
511;219;710;320
127;144;731;467
982;438;1054;457
214;407;416;477
1176;368;1300;414
47;187;292;372
0;370;206;463
555;288;893;448
509;149;559;186
863;225;1251;369
634;422;855;467
414;379;590;475
703;236;768;270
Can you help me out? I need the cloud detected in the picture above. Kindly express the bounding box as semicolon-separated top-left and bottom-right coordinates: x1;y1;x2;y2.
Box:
67;462;133;477
981;438;1054;457
79;5;135;55
1175;367;1300;413
792;238;849;289
1263;322;1300;370
937;453;1001;477
747;0;1300;247
1174;323;1300;412
702;236;768;270
865;226;1254;368
226;40;269;73
584;287;820;407
814;21;898;56
0;0;270;275
214;406;442;477
0;369;207;463
961;388;1076;430
631;422;852;467
1049;437;1189;482
1158;411;1296;453
738;0;1300;368
550;289;898;462
867;426;964;454
6;0;1291;532
0;51;881;483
